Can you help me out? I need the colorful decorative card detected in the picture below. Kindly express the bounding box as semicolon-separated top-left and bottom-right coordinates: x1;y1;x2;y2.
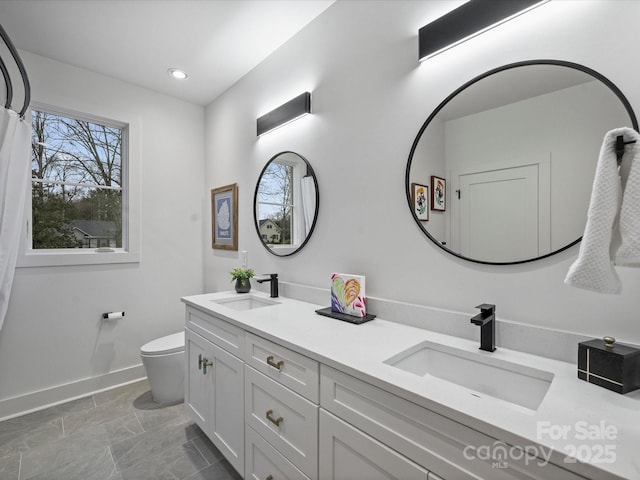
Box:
331;273;366;317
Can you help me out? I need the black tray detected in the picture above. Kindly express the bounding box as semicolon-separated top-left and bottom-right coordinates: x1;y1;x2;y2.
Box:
315;307;376;325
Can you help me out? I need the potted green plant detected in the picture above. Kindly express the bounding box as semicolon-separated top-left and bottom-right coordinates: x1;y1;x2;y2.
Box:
230;267;255;293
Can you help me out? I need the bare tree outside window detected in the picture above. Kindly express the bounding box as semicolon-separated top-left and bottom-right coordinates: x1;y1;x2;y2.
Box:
256;162;294;245
30;109;124;249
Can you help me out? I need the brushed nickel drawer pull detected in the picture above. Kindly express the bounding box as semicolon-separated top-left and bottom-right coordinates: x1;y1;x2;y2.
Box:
266;409;283;426
266;355;284;370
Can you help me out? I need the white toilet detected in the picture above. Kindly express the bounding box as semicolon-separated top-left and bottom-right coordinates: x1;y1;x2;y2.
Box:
140;331;185;403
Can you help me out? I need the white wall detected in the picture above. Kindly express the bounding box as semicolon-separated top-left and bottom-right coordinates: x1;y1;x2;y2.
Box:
410;115;446;243
0;51;205;415
445;80;627;251
204;1;640;345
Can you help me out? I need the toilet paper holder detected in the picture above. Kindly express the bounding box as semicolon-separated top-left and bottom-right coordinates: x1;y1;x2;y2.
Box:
102;311;125;320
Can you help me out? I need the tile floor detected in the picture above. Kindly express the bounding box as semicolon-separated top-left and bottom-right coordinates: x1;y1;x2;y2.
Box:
0;380;242;480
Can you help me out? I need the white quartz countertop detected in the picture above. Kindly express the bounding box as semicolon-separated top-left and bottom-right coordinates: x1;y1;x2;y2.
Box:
182;291;640;480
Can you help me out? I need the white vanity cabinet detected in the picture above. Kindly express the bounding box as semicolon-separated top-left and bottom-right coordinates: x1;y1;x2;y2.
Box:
182;294;603;480
244;333;319;480
184;307;245;476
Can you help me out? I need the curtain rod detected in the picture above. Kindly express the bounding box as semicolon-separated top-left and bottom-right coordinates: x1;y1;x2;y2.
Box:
0;22;31;118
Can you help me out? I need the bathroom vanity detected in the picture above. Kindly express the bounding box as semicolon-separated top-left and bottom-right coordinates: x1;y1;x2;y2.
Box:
182;291;639;480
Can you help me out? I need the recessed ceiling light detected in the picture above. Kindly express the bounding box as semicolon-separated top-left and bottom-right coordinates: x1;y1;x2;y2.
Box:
168;68;188;80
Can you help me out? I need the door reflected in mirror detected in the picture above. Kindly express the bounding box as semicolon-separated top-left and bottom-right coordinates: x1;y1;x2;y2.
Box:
406;60;638;265
254;151;319;256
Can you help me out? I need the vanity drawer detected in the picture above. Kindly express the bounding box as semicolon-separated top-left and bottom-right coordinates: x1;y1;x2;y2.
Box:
245;365;318;480
321;365;585;480
245;425;309;480
245;332;319;402
319;409;429;480
186;306;244;358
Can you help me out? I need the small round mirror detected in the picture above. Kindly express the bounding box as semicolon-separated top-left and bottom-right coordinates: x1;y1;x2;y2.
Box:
254;151;319;256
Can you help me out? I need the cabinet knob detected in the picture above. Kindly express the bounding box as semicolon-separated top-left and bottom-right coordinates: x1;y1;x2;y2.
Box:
266;409;283;427
266;355;284;370
266;476;273;480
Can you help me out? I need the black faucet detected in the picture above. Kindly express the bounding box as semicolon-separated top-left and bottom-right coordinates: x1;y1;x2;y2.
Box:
470;304;496;352
256;273;279;298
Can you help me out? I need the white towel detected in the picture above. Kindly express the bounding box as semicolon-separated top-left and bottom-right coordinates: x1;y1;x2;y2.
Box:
565;127;640;294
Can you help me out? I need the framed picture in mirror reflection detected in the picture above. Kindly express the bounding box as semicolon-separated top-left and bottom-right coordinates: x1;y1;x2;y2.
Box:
431;176;446;211
211;183;238;250
411;183;429;221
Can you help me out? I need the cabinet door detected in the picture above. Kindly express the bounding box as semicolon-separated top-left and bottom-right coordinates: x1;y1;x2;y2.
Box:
210;342;245;476
319;409;429;480
185;329;211;433
185;329;245;477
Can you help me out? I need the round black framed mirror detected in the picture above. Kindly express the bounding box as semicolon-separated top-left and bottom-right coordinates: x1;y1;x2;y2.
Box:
254;151;319;257
406;60;638;265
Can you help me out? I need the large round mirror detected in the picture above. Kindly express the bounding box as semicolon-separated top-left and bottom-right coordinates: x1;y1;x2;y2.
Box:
406;60;638;265
254;151;319;256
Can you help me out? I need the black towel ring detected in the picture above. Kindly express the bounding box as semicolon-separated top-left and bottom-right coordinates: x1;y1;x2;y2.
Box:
615;135;636;164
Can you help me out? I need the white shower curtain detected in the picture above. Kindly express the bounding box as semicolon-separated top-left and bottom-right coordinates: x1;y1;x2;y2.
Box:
301;176;316;236
0;108;31;331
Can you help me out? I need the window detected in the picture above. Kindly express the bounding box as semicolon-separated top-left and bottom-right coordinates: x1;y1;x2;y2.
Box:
18;104;138;267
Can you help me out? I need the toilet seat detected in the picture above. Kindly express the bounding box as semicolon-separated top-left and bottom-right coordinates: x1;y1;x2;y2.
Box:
141;331;184;356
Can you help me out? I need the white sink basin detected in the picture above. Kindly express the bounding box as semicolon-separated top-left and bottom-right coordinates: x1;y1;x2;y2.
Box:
383;341;553;411
212;294;280;311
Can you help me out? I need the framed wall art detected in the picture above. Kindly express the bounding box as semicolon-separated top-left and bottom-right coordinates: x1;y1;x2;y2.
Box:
411;183;429;221
431;175;446;211
211;183;238;250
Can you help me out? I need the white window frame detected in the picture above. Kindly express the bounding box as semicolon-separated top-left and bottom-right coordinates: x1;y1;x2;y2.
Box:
17;103;140;267
263;158;305;256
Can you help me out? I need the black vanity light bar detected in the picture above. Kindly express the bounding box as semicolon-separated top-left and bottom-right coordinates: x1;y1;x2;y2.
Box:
257;92;311;136
418;0;548;61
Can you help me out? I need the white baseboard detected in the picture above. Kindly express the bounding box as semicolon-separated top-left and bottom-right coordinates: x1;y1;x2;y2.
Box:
0;364;146;421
